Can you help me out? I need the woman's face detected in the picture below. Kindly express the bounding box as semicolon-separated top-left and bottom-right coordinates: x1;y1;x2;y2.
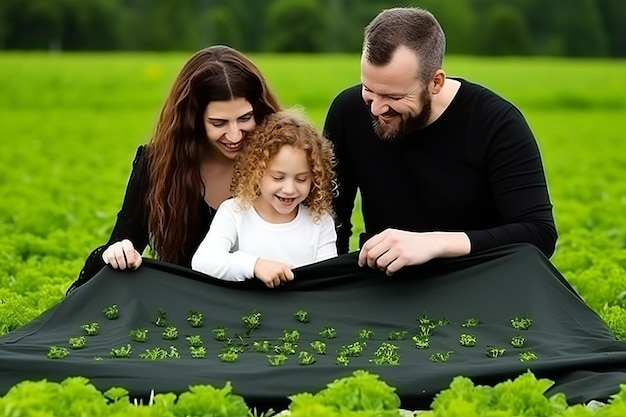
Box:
203;98;256;160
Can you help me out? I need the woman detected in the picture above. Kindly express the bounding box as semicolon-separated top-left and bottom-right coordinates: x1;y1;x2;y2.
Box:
66;45;281;294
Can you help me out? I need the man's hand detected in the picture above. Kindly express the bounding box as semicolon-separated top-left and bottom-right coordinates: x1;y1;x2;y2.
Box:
358;229;471;276
254;259;295;288
102;239;142;270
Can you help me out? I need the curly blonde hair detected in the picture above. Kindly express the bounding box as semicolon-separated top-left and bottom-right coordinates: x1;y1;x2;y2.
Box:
231;109;337;222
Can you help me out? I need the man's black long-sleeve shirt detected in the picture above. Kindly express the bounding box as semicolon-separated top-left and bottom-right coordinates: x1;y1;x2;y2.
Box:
323;79;557;257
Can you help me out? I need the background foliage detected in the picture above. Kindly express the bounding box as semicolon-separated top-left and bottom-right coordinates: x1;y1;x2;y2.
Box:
1;0;626;56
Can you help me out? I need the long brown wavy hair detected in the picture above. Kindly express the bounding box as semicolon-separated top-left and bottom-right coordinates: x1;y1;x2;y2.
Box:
231;109;337;222
146;45;281;263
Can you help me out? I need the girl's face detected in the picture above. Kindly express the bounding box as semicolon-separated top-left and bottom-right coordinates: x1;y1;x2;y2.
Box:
254;145;312;223
203;98;256;160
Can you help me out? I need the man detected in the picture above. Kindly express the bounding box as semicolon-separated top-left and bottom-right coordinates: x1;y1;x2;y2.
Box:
323;7;557;275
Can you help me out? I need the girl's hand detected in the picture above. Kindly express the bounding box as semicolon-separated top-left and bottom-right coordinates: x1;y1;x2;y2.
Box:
102;239;142;270
253;259;294;288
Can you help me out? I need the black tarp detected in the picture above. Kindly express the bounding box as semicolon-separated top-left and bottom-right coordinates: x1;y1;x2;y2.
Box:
2;243;626;411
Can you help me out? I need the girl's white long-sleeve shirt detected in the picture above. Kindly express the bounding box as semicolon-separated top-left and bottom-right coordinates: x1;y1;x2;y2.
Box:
191;198;337;281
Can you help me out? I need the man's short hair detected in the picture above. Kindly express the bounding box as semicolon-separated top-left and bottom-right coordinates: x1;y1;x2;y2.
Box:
363;7;446;83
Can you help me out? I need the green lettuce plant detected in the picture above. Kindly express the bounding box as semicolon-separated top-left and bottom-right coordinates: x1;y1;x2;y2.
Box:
80;322;99;336
461;317;481;327
68;336;86;349
190;346;207;359
187;310;203;327
319;326;337;339
253;340;271;353
129;328;148;343
280;329;300;343
288;370;401;414
459;333;477;347
46;346;69;359
267;354;288;366
162;326;178;340
153;308;168;327
511;335;526;348
310;340;327;354
294;309;309;323
102;304;119;320
486;345;506;358
298;351;316;365
370;342;399;365
185;334;203;347
412;335;430;349
357;329;374;339
429;351;453;363
109;344;132;358
242;310;262;336
511;315;533;330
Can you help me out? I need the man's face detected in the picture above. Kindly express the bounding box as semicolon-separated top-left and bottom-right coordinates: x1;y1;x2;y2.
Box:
361;46;431;141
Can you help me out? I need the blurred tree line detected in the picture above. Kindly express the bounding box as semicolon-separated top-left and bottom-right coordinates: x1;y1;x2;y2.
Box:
1;0;624;56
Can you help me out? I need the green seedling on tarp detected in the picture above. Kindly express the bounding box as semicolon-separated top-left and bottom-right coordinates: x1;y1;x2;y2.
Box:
338;341;366;358
242;310;262;336
68;336;86;349
511;335;526;348
187;310;204;327
253;340;271;353
190;346;207;358
267;354;288;366
459;333;477;347
357;329;374;340
81;322;99;336
103;304;119;320
186;335;204;347
212;326;228;342
319;325;337;339
294;309;310;323
129;328;148;343
162;326;178;340
511;315;533;330
310;340;327;355
47;346;69;359
486;345;506;358
298;351;316;365
280;329;300;343
429;351;453;363
388;330;408;340
461;317;481;327
154;308;168;327
110;344;132;358
371;342;400;365
412;335;430;349
519;350;538;362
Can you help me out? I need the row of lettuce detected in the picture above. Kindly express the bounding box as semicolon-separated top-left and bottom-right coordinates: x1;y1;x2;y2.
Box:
1;370;625;416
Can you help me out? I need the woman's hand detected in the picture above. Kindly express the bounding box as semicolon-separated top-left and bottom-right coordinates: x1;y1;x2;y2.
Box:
253;259;294;288
102;239;142;270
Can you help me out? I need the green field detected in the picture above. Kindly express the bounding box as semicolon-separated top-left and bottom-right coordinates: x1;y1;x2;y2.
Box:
1;52;625;341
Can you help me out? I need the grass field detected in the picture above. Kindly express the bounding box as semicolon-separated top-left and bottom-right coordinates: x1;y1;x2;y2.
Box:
0;52;625;339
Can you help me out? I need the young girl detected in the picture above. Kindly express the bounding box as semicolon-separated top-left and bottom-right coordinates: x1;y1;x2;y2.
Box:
191;110;337;288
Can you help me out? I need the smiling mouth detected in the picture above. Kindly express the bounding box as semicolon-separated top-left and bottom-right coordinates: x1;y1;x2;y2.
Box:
277;197;296;204
380;112;399;121
222;142;242;151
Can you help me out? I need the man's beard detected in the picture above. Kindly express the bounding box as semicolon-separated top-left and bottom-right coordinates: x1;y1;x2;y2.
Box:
371;90;431;142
